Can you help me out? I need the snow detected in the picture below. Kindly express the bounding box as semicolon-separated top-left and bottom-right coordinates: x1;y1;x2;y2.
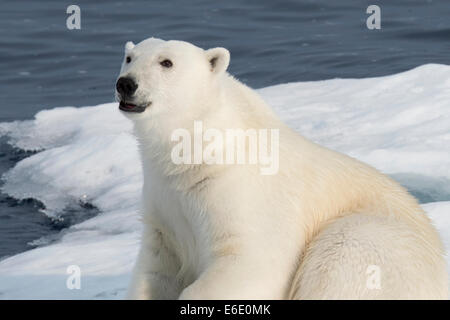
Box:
0;64;449;299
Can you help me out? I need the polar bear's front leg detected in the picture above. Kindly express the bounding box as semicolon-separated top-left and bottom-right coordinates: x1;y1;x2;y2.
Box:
126;226;181;300
178;254;289;300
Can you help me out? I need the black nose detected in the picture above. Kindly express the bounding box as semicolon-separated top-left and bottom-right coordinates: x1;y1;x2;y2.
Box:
116;77;138;97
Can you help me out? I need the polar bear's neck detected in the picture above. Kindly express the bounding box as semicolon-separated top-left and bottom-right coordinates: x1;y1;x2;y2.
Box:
134;75;289;176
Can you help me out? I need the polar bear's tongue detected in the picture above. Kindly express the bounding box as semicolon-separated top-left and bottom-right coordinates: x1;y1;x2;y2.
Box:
120;101;136;110
119;101;147;113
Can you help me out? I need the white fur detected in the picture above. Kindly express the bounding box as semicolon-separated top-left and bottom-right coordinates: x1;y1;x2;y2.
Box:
118;38;448;300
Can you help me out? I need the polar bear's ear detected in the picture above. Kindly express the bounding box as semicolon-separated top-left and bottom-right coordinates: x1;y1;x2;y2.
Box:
125;41;135;52
205;47;230;74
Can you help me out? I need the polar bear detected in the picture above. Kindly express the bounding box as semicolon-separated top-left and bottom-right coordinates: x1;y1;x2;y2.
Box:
116;37;448;299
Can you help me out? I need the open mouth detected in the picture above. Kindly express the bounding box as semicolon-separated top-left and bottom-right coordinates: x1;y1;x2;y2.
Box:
119;101;149;113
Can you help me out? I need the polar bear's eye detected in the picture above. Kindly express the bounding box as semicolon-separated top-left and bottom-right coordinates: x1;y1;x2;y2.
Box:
126;56;131;63
160;59;173;68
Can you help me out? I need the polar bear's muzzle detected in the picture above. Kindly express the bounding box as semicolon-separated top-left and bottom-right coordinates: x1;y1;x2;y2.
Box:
116;77;149;113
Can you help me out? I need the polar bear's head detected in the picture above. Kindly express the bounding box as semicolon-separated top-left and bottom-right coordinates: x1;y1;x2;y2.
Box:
116;38;230;123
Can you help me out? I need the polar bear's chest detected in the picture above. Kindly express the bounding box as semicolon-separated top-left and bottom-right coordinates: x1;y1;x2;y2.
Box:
145;174;211;278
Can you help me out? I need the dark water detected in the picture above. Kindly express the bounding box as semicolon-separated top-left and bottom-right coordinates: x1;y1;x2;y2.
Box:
0;0;450;258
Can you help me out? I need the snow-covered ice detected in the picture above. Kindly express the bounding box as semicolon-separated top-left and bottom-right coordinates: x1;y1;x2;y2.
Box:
0;64;449;299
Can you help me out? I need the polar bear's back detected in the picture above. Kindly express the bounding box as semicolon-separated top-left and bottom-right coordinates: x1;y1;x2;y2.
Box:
269;133;448;299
